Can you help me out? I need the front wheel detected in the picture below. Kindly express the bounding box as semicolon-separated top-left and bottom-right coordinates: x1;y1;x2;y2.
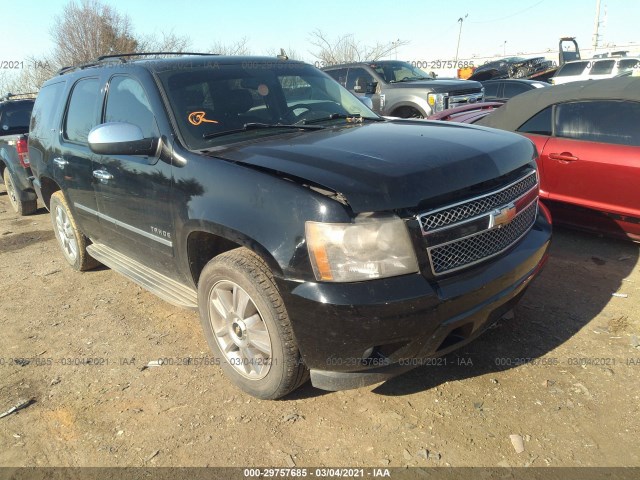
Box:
393;106;424;119
197;248;308;399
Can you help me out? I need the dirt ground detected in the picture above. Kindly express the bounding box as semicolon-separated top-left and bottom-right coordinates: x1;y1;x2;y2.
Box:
0;190;639;469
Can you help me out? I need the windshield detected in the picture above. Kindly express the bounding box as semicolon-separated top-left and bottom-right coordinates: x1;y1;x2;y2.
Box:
368;61;430;83
157;63;379;149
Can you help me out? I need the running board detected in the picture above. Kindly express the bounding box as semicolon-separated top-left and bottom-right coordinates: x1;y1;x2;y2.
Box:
86;243;198;309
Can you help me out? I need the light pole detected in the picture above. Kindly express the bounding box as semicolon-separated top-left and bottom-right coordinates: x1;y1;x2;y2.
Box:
503;41;507;56
391;38;401;59
454;14;468;65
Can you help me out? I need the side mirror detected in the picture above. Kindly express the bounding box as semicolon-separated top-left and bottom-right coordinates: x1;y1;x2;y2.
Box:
353;84;364;93
88;122;157;156
358;96;374;109
365;82;378;94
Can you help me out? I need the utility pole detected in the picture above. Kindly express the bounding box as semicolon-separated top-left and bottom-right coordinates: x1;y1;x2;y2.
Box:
503;41;507;56
592;0;601;54
454;14;468;64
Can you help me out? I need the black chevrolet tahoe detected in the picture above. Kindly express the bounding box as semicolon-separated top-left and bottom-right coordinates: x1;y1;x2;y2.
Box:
28;54;551;399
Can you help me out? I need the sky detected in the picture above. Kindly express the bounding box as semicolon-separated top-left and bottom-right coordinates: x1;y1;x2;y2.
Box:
1;0;639;67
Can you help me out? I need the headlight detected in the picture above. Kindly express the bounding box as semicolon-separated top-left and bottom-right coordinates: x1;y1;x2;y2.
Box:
427;93;447;112
305;213;419;282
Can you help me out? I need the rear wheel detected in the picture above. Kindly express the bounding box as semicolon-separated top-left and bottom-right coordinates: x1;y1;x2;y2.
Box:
50;191;99;271
3;169;36;216
197;248;308;399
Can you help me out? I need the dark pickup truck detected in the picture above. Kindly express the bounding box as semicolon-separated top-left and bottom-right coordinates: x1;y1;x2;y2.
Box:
28;54;551;399
0;93;37;215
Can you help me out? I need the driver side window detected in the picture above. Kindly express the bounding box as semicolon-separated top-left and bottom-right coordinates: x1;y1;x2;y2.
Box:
105;76;158;138
346;68;373;92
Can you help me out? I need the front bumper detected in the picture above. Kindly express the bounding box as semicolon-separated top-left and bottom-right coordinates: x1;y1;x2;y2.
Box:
276;211;551;391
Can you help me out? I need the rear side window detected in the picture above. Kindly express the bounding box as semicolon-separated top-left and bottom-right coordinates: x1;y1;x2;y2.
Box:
64;78;100;144
618;58;639;72
589;60;615;75
517;107;552;135
0;101;33;133
105;76;158;138
30;83;64;138
556;61;588;77
555;101;640;146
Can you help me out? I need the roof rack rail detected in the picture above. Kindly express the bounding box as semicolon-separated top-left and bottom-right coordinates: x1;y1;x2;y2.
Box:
96;52;217;61
57;61;101;76
57;52;219;76
1;92;38;101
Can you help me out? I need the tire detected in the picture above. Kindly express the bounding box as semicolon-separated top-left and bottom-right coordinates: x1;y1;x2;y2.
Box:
50;191;100;271
3;168;36;216
197;248;309;399
394;106;424;119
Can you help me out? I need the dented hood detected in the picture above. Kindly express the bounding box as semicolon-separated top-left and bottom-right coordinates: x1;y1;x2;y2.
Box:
212;120;536;213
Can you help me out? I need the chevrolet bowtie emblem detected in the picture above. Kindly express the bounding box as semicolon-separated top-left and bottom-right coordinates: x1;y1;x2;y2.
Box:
490;203;517;228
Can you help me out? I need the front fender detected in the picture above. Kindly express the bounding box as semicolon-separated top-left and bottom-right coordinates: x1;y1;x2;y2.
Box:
385;95;432;117
171;151;352;285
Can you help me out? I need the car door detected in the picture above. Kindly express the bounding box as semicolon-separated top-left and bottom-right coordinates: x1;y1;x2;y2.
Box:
345;67;382;112
539;100;640;221
91;74;176;275
515;106;553;193
56;77;104;239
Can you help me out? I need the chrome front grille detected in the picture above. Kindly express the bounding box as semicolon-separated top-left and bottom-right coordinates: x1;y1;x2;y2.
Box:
427;200;538;275
417;169;539;276
419;170;537;233
447;90;484;109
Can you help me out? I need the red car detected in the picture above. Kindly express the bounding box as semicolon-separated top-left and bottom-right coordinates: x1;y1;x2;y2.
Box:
435;78;640;241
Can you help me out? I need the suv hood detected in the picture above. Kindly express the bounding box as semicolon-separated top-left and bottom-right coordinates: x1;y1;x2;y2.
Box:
211;120;536;213
389;79;482;92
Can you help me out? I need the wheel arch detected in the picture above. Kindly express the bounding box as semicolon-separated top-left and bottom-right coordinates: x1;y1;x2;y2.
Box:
38;175;62;210
185;225;284;287
389;100;429;118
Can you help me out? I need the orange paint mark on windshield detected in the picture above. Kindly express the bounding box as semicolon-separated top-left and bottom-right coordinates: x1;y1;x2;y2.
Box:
188;111;219;126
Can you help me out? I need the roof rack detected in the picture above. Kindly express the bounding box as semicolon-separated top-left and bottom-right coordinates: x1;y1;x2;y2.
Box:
97;52;217;61
57;52;218;76
1;92;38;101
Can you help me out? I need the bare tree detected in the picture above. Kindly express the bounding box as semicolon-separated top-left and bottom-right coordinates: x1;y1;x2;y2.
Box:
50;0;139;68
0;57;55;94
137;31;192;53
208;37;251;56
309;30;408;64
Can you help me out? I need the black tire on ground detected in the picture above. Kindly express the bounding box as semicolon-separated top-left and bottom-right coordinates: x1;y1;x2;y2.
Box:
197;248;309;399
49;191;100;271
3;168;37;215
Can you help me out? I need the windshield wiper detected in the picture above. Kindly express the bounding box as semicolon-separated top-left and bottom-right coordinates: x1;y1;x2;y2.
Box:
298;113;384;125
203;122;325;139
390;76;428;83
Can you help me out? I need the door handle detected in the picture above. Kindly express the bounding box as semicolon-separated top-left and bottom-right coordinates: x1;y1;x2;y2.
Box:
92;170;113;181
53;157;68;169
549;152;579;162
